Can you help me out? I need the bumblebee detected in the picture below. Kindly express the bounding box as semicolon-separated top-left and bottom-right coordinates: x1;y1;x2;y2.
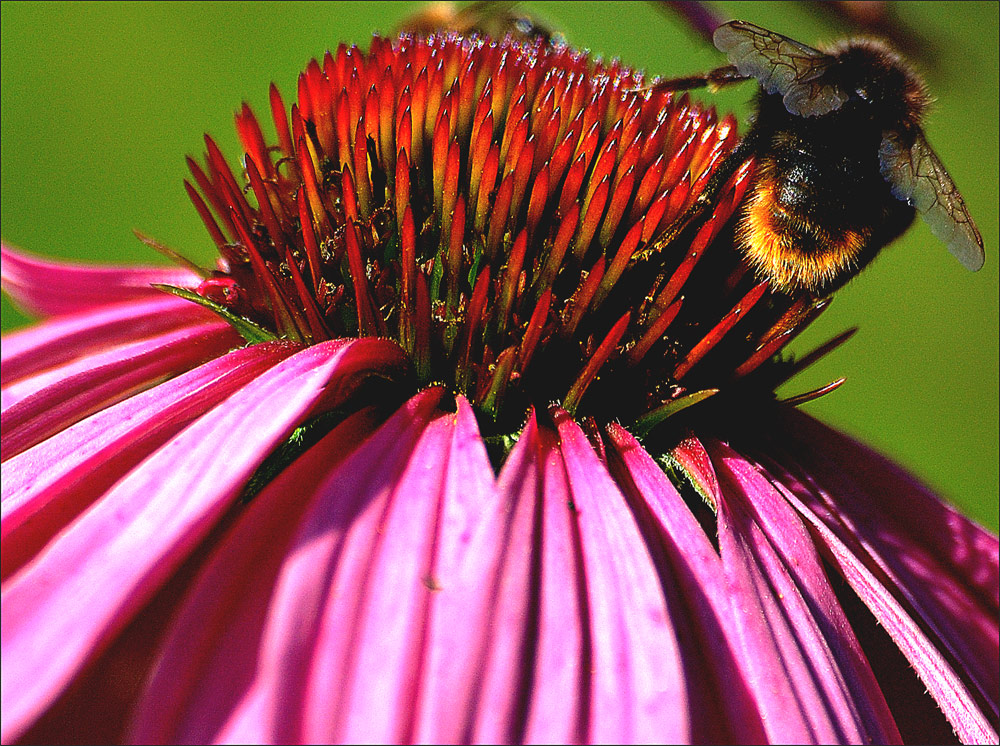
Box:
396;1;559;45
649;20;985;293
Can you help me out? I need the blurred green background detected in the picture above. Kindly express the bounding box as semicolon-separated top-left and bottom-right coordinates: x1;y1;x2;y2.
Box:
2;1;997;529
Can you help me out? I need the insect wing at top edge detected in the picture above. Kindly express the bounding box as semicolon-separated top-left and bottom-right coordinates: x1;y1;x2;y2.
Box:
879;130;985;272
713;20;848;117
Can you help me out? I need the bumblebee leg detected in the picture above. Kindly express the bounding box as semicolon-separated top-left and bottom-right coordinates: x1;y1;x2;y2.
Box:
640;131;759;259
644;64;749;93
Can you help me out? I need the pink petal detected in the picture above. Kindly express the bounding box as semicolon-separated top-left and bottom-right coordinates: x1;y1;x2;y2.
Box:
16;546;204;745
756;411;999;741
1;321;242;459
774;410;999;716
0;338;410;743
773;478;998;743
329;396;498;744
207;388;444;743
412;397;507;742
708;440;902;744
785;410;997;606
416;411;547;744
1;242;201;318
501;414;590;744
1;341;300;578
1;295;219;385
552;409;688;744
604;424;766;743
128;406;387;744
422;410;689;743
300;393;479;744
422;397;500;584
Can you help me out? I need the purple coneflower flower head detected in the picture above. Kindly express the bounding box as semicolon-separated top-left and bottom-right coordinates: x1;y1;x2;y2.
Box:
2;32;997;745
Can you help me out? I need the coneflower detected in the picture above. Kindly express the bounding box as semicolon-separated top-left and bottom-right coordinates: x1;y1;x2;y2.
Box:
2;31;996;745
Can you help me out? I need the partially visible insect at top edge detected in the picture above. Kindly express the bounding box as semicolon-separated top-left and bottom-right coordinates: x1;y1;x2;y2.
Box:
397;5;985;295
396;1;562;46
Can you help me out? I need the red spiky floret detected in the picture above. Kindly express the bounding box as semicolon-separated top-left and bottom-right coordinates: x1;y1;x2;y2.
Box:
186;33;821;432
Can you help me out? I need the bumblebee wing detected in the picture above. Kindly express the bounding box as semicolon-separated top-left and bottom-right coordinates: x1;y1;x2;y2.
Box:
713;20;848;116
880;129;985;271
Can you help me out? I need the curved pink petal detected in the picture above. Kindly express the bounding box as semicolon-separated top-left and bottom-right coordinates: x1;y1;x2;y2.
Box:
412;398;507;742
1;321;242;459
415;411;547;744
300;393;479;744
708;439;902;744
604;424;766;743
500;414;590;744
308;396;497;744
1;295;218;385
1;242;201;318
15;543;208;745
1;341;300;578
753;411;999;741
783;410;997;610
0;338;410;743
204;388;444;743
766;409;999;723
128;406;386;744
770;473;998;743
552;410;689;744
420;410;689;744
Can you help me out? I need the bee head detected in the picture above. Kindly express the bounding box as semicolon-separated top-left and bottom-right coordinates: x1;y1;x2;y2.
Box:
828;39;931;126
